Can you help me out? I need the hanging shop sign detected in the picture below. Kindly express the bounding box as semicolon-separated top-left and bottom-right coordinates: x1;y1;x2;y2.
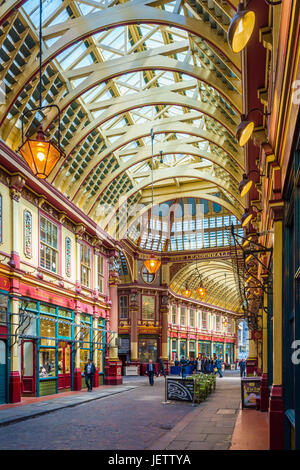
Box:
241;377;261;408
166;378;194;402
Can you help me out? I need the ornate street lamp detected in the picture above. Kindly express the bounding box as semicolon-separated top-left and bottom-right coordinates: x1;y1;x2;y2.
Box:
18;0;63;179
143;128;161;274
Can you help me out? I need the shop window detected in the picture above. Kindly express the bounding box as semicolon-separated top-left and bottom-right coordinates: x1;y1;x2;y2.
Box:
97;349;104;373
80;324;90;348
119;295;128;319
138;337;158;363
197;310;201;329
80;349;90;373
27;301;38;310
40;215;59;273
40;303;56;315
142;295;155;321
65;237;71;277
97;254;105;293
58;308;72;318
0;294;8;326
180;307;186;327
80;243;91;287
189;341;195;359
171;305;177;324
24;210;32;258
58;320;71;338
40;317;56;346
216;316;221;332
189;309;195;328
39;349;56;377
202;312;207;329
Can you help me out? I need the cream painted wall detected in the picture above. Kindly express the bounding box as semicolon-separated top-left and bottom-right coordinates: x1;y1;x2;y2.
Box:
61;225;76;284
0;182;12;256
19;196;39;268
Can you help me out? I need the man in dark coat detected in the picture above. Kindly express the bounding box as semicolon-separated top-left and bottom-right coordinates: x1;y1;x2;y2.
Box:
145;359;156;385
84;358;96;392
239;358;247;377
158;356;166;377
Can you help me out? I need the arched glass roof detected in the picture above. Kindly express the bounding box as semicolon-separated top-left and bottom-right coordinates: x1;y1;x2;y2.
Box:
0;0;244;237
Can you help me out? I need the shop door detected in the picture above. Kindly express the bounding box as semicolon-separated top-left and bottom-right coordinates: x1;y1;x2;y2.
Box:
58;342;71;390
0;340;6;404
21;340;36;395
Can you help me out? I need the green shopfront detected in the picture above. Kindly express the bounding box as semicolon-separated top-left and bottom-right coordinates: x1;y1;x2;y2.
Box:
19;300;106;397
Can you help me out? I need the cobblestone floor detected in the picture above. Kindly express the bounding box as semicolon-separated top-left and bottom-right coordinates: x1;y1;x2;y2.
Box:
0;372;241;450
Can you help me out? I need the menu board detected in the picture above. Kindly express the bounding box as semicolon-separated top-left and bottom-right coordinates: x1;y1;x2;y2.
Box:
167;378;194;402
241;377;261;408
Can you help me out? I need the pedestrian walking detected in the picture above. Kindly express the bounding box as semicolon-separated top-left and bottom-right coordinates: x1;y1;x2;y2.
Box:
84;358;96;391
145;359;156;386
239;358;247;377
196;355;202;374
215;356;223;378
158;356;166;377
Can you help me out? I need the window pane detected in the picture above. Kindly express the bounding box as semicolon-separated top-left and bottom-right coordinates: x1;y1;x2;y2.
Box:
80;348;90;372
58;321;71;338
39;348;56;377
40;317;56;346
142;295;155;320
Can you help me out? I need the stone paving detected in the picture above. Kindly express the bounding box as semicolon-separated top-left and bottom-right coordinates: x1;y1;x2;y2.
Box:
0;372;241;450
148;374;241;450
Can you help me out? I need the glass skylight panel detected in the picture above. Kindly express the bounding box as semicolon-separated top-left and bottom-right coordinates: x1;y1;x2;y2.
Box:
217;231;223;246
223;216;230;226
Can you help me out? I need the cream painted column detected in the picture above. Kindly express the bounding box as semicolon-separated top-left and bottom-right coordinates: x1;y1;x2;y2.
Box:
160;295;169;361
73;310;82;390
108;256;120;361
260;291;269;411
269;207;284;449
272;218;283;386
129;290;139;362
9;296;21;402
93;316;98;367
10;297;20;373
8;175;25;269
75;225;86;293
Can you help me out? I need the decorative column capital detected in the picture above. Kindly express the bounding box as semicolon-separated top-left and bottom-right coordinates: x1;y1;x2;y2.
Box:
9;174;26;201
270;201;284;222
75;223;86;240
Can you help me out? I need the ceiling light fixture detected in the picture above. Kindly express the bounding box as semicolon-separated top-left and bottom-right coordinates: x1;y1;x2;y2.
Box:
143;128;161;274
228;1;282;54
18;0;63;178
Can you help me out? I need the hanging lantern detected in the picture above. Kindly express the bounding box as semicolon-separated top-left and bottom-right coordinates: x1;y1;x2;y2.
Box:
18;126;63;179
223;318;229;328
182;286;192;298
197;286;206;299
143;253;161;274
